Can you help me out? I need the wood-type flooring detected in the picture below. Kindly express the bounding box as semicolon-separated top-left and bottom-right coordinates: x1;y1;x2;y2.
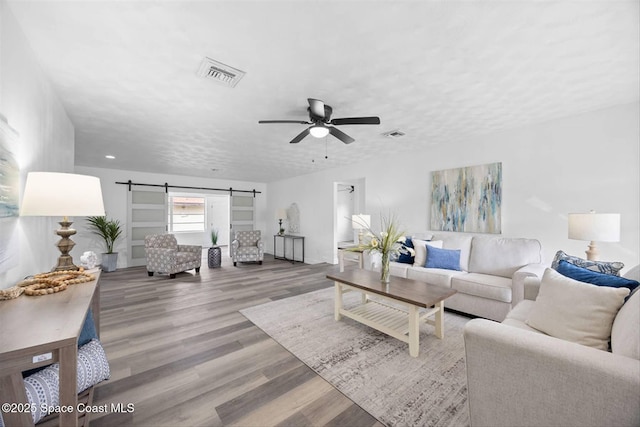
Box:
90;250;383;427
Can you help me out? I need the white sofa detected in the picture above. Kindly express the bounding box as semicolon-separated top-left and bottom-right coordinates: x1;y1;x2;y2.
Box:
463;265;640;427
366;231;545;321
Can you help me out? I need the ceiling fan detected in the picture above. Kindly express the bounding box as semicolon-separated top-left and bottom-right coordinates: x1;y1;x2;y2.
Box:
258;98;381;144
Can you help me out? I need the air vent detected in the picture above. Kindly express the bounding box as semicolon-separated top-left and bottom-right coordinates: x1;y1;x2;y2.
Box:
197;57;245;88
382;129;406;138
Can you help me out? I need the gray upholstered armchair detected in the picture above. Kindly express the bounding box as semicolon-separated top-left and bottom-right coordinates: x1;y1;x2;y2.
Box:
231;230;264;266
145;234;202;278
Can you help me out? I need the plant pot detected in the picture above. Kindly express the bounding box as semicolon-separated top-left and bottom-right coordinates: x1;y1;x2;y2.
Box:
208;246;222;268
101;253;118;272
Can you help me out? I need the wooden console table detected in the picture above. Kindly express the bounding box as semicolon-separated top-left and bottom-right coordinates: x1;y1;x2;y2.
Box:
0;270;101;427
274;234;305;263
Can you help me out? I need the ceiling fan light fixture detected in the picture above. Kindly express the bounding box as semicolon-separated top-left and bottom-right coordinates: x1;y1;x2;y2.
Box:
310;125;329;138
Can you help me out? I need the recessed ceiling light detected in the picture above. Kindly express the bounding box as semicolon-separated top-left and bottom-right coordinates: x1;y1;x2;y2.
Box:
105;155;115;159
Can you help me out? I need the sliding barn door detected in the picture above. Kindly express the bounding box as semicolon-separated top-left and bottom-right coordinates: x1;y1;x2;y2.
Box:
127;188;167;267
230;195;255;236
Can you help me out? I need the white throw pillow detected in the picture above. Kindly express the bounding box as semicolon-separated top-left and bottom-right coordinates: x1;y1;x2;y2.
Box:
526;268;629;350
412;239;443;267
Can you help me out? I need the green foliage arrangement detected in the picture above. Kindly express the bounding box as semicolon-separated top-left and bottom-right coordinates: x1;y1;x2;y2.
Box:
210;228;219;246
86;216;123;254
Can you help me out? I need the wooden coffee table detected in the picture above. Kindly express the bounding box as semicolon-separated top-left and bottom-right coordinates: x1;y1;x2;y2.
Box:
327;269;457;357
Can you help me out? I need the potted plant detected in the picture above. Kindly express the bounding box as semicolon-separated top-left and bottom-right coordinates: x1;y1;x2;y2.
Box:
208;228;222;268
86;215;123;272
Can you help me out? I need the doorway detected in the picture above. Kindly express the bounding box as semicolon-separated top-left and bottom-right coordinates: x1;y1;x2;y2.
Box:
208;195;231;247
333;179;365;262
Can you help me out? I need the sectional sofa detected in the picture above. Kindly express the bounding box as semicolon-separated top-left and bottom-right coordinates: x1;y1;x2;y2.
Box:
365;231;546;321
464;265;640;426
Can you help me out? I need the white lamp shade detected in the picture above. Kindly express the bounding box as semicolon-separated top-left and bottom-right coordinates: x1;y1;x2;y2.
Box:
352;214;371;230
21;172;106;217
276;208;287;220
309;125;329;138
568;212;620;242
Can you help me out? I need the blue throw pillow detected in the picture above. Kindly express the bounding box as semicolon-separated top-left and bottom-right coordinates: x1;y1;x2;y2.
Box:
552;250;624;276
425;246;461;271
397;236;414;264
556;260;639;292
79;309;98;347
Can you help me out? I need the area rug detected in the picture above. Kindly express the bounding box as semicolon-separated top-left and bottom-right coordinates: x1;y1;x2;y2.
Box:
240;287;471;426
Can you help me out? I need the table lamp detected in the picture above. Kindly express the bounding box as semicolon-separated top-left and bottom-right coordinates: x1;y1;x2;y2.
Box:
568;211;620;261
21;172;106;271
352;214;371;246
276;208;287;235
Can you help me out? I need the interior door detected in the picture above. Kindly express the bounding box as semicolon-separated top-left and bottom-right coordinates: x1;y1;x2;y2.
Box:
127;188;167;267
230;194;255;237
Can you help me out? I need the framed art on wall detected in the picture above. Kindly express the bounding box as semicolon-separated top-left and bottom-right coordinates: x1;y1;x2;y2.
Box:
430;162;502;234
0;114;20;272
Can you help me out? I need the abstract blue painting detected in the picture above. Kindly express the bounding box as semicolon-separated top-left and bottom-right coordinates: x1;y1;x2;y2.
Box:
0;115;19;273
430;162;502;234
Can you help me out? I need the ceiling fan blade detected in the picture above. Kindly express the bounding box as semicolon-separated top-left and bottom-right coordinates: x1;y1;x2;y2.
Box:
290;128;310;144
307;98;326;119
330;116;381;125
329;126;355;144
259;120;311;124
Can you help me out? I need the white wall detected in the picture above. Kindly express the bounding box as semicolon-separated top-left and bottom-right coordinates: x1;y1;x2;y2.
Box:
266;103;640;273
0;1;75;288
2;0;637;280
73;166;267;268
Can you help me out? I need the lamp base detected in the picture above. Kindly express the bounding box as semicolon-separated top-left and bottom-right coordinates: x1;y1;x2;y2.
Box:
584;241;599;261
53;219;80;271
358;230;364;247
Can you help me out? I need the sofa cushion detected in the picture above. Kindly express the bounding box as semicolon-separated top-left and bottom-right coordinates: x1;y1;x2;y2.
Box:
425;246;461;270
611;289;640;360
412;239;442;267
551;250;624;276
406;266;465;288
412;232;434;241
451;273;512;303
526;268;629;350
431;232;473;271
556;260;640;292
502;300;542;333
389;261;410;278
237;246;259;255
468;236;542;278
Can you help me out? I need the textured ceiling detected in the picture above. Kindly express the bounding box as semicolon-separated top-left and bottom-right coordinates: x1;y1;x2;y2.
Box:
6;1;639;183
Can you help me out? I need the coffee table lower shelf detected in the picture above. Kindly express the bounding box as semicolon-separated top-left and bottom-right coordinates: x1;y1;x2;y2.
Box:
334;284;444;357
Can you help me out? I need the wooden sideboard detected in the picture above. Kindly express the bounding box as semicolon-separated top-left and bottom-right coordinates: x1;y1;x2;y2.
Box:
0;270;101;427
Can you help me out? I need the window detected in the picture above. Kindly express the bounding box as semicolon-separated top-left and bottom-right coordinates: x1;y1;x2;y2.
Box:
168;196;205;232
